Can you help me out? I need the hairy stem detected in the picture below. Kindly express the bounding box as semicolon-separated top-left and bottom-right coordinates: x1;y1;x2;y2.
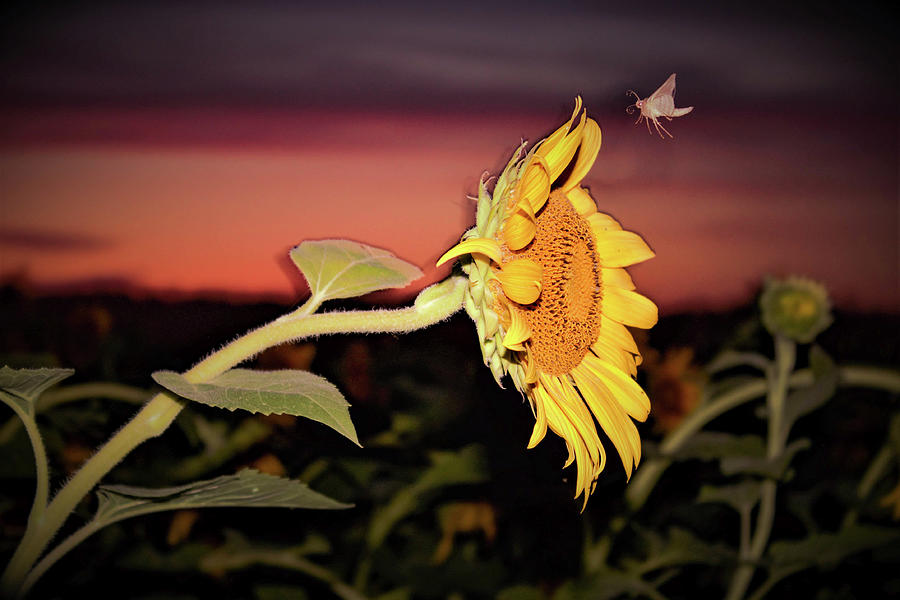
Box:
1;401;51;558
1;277;466;598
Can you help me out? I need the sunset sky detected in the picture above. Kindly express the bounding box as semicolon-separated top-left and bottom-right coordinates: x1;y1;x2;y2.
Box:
1;1;897;312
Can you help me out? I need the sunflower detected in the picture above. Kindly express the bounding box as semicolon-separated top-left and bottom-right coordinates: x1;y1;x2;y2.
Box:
437;98;658;507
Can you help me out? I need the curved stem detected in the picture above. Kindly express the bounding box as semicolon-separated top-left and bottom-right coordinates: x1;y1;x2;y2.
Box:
0;383;151;445
627;377;768;510
725;336;795;600
1;401;51;551
626;364;900;511
841;365;900;393
38;382;150;411
1;276;467;598
18;519;105;598
842;443;894;529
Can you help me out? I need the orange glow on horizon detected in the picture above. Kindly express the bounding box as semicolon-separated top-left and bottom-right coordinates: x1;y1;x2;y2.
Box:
1;108;897;313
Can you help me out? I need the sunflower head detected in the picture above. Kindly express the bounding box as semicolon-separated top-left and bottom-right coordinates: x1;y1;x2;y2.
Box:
437;98;658;507
759;276;833;344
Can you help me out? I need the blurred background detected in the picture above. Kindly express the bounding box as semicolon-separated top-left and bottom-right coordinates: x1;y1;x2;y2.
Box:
1;0;896;311
1;1;898;599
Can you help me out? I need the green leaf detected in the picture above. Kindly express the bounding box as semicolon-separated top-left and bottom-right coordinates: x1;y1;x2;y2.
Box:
670;431;808;478
497;585;544;600
720;438;810;478
888;413;900;456
0;366;74;415
116;541;213;573
367;412;425;448
254;585;310;600
366;444;489;549
94;469;350;529
164;417;272;482
153;369;359;446
290;239;422;305
199;530;360;600
698;480;763;513
199;529;330;574
767;524;900;571
706;350;771;374
670;432;765;462
373;589;412;600
627;527;734;575
553;568;666;600
780;345;838;437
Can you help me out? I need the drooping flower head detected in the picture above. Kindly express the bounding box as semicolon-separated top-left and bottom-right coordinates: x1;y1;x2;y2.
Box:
437;98;658;507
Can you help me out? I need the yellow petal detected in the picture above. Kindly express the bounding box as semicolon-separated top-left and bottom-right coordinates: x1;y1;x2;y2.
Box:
536;96;583;160
527;390;548;448
503;203;536;251
560;117;602;192
497;258;543;305
566;187;597;216
524;351;539;384
582;352;650;421
600;267;635;291
570;366;635;479
545;377;603;507
436;237;502;267
603;287;658;329
591;335;636;377
550;375;601;466
502;307;531;351
518;156;551;214
541;111;586;182
575;363;643;474
587;212;622;234
593;230;655;268
537;386;576;467
597;314;639;354
545;377;594;438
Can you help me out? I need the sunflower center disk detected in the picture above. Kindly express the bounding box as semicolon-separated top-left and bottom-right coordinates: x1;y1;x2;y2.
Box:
513;191;602;376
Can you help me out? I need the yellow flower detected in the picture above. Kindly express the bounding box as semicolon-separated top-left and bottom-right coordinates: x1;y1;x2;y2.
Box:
437;98;657;507
643;347;705;434
432;501;497;564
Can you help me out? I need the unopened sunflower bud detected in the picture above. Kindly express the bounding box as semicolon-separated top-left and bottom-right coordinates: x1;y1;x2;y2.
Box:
760;276;833;343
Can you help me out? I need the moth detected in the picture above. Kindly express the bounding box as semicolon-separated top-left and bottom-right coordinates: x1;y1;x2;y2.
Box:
626;73;693;139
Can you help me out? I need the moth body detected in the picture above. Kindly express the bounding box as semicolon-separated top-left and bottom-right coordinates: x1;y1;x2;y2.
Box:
626;73;693;139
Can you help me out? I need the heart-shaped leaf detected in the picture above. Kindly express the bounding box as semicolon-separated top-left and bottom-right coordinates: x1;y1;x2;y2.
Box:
153;369;359;446
290;239;422;306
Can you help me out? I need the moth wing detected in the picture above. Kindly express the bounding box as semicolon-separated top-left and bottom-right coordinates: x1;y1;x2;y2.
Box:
648;92;675;116
646;73;678;115
650;73;678;100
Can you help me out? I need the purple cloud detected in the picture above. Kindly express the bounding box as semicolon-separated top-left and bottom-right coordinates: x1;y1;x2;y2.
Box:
0;228;115;251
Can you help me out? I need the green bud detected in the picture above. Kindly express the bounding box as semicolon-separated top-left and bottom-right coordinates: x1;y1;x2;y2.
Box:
759;276;833;343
